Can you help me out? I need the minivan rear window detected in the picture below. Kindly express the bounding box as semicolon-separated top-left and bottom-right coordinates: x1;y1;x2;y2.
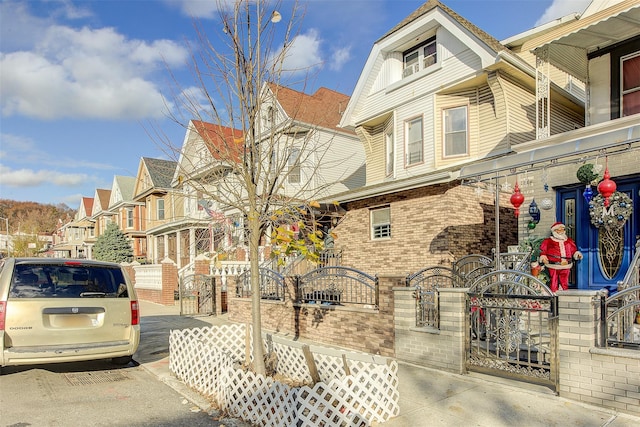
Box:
9;264;128;299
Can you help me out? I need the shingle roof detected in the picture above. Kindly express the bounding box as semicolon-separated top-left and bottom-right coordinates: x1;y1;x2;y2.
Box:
267;83;352;133
95;189;111;211
114;175;136;201
142;157;178;189
191;121;244;163
379;0;506;53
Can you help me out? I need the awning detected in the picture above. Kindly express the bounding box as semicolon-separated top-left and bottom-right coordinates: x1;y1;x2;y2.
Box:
460;118;640;180
524;3;640;81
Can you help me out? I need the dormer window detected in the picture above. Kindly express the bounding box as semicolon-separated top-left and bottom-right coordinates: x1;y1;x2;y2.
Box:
403;37;437;78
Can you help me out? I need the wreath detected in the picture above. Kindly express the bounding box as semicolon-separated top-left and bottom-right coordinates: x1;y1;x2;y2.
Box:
589;191;633;229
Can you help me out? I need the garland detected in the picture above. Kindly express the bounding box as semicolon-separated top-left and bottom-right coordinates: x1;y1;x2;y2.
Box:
589;191;633;229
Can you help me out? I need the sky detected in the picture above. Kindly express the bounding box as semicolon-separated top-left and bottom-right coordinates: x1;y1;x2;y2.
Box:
0;0;594;209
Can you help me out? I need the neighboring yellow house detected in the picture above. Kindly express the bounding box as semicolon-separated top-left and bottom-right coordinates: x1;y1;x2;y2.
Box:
132;157;183;266
331;0;584;274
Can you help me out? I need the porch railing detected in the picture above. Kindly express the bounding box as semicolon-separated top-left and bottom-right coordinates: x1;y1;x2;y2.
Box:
601;285;640;349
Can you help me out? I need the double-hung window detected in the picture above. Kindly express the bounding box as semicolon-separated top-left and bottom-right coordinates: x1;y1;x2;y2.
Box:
621;52;640;117
287;148;301;184
385;131;394;176
157;198;165;220
371;206;391;240
406;117;423;165
443;106;468;157
126;208;134;228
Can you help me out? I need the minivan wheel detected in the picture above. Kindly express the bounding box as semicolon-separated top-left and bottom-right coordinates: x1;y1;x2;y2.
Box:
112;355;133;365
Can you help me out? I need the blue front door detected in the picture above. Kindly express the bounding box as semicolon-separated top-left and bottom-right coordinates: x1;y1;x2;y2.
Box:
558;175;639;291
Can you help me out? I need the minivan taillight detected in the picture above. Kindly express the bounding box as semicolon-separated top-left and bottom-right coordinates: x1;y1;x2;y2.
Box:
131;301;140;326
0;301;6;331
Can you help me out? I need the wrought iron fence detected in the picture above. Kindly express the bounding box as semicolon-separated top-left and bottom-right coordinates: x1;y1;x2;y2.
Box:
601;285;640;349
297;266;378;307
406;266;464;328
236;267;285;301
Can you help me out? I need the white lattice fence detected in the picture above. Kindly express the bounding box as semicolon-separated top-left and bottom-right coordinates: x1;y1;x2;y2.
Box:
169;325;400;426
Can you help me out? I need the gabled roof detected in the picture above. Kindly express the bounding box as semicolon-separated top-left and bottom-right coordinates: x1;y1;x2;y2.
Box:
340;0;518;129
95;189;111;211
142;157;177;189
380;0;505;53
191;120;244;163
267;83;352;133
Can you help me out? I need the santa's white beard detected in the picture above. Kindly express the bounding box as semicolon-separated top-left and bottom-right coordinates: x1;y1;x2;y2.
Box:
552;231;567;240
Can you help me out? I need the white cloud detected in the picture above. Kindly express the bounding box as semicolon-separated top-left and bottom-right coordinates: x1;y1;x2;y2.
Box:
329;46;351;72
535;0;592;26
0;5;188;120
280;29;324;73
0;164;90;188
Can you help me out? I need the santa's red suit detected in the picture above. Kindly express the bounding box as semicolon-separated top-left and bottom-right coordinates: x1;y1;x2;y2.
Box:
539;222;582;292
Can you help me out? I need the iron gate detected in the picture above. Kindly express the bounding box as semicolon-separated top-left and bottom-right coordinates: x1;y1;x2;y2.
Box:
179;274;215;316
466;270;558;391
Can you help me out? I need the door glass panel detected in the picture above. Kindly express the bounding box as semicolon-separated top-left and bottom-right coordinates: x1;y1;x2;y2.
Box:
598;226;624;279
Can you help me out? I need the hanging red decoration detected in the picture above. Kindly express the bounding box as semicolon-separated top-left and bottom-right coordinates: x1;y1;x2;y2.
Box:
510;181;525;217
597;158;616;207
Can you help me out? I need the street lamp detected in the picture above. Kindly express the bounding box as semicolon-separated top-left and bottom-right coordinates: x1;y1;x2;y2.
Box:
0;216;9;257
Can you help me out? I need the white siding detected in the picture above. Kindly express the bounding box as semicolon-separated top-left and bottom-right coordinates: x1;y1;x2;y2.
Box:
588;54;611;125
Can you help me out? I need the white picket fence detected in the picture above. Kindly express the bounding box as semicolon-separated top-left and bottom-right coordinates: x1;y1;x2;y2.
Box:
169;324;400;426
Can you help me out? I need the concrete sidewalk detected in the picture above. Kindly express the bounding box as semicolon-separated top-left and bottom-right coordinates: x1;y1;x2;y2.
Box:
138;300;640;427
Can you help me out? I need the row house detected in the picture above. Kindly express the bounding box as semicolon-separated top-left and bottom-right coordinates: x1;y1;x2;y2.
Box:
460;0;640;290
108;175;146;261
52;197;95;259
329;0;585;275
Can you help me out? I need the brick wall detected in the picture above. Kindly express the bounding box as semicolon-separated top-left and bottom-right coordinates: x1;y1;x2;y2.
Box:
557;290;640;416
393;286;640;416
227;275;402;357
333;183;517;275
394;286;467;373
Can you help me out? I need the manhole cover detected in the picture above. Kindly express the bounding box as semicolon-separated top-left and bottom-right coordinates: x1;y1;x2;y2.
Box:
64;371;131;386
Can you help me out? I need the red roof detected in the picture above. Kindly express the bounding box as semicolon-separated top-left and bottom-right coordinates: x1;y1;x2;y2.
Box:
267;83;352;133
191;121;244;163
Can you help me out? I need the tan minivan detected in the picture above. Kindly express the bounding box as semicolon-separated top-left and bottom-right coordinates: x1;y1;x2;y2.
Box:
0;258;140;370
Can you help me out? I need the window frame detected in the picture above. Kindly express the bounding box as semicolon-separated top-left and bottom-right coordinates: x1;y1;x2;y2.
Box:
157;198;165;220
405;116;424;166
385;130;394;176
126;208;134;228
442;105;469;158
370;206;391;240
621;52;640;117
402;36;437;77
287;147;301;184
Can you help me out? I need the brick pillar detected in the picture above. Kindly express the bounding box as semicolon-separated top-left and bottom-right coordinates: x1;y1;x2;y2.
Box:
161;258;178;306
556;290;603;402
122;262;136;287
194;254;210;275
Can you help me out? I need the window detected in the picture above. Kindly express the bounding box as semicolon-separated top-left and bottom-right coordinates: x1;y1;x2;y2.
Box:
157;198;165;220
371;206;391;239
443;106;468;157
263;106;276;128
126;208;134;228
403;37;437;78
287;148;301;184
406;117;423;165
385;131;394;176
621;53;640;117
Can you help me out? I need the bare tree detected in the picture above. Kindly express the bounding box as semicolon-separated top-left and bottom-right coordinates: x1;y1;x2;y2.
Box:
156;0;354;374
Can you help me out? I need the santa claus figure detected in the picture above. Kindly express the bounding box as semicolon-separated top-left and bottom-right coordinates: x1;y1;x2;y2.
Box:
539;222;582;292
